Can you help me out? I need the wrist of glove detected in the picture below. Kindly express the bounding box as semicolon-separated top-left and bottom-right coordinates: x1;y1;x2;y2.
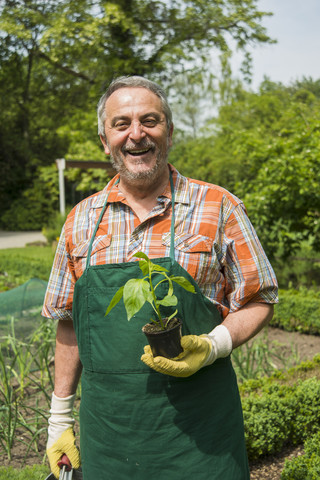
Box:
141;324;233;378
47;393;80;479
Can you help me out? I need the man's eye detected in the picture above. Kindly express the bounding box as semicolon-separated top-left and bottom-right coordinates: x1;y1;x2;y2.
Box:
143;119;157;127
115;122;129;129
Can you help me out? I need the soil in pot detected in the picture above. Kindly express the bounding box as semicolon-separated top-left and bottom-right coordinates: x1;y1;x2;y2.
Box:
142;317;183;359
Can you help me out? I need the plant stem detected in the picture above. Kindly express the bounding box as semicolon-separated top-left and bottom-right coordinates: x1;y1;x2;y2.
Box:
148;269;165;329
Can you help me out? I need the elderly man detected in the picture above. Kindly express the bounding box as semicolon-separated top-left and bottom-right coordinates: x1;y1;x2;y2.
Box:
43;76;278;479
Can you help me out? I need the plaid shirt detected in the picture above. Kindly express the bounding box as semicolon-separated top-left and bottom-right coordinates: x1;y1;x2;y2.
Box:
42;165;278;321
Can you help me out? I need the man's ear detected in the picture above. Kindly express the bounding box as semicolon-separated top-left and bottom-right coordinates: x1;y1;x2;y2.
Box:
99;134;110;155
168;123;174;148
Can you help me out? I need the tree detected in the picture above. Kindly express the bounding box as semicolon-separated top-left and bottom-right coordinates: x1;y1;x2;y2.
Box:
0;0;274;229
169;78;320;261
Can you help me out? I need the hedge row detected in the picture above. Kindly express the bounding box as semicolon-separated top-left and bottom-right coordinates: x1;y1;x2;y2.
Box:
240;355;320;460
271;288;320;334
281;431;320;479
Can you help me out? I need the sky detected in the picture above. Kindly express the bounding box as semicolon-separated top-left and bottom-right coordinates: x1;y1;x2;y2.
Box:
233;0;320;90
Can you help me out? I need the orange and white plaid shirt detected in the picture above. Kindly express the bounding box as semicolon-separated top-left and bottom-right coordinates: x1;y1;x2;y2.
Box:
42;165;278;321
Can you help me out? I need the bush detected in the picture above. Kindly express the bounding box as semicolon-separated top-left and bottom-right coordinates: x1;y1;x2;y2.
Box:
271;288;320;334
281;432;320;479
42;210;69;245
241;356;320;460
0;165;59;231
0;246;54;291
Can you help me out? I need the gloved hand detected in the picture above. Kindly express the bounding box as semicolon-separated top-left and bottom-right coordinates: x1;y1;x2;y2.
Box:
141;324;233;377
46;393;80;479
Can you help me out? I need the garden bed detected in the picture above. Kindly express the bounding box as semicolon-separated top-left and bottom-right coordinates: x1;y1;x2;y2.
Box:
2;327;320;479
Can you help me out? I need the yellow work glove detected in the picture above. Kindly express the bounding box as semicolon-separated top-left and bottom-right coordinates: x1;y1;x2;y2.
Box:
46;393;80;479
141;324;233;378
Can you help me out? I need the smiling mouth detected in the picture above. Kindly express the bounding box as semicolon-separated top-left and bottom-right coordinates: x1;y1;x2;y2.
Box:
126;147;152;156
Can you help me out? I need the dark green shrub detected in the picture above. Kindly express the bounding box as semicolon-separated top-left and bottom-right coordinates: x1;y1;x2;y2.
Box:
243;391;293;458
0;165;59;231
281;432;320;479
271;288;320;334
241;358;320;460
42;210;70;245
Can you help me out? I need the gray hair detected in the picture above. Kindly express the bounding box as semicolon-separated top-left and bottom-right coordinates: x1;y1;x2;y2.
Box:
97;76;173;139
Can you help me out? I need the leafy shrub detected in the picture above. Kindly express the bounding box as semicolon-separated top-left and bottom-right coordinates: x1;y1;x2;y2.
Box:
271;288;320;334
241;356;320;460
42;210;70;245
281;431;320;479
0;246;53;290
243;390;293;458
0;465;49;480
0;165;59;231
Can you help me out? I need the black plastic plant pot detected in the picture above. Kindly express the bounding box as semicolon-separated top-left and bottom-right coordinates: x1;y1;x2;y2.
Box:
142;318;183;359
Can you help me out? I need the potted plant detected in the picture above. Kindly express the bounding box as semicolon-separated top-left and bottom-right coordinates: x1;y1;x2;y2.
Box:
105;252;196;358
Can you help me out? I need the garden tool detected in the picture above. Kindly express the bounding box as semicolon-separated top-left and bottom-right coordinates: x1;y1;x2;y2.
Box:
45;455;83;480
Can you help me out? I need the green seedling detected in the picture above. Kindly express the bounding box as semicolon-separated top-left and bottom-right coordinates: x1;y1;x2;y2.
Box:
105;252;196;330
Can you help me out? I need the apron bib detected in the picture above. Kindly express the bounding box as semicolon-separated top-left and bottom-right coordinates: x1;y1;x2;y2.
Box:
72;174;249;479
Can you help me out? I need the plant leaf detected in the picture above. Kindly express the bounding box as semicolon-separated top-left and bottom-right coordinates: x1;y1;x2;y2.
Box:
157;294;178;307
167;309;178;323
150;263;169;273
132;251;168;273
139;259;149;275
171;276;196;293
105;286;124;316
123;278;151;320
133;251;149;262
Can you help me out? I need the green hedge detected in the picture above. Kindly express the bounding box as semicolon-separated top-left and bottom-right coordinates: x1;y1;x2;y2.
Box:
271;288;320;334
281;431;320;479
0;465;49;480
0;246;53;291
240;355;320;460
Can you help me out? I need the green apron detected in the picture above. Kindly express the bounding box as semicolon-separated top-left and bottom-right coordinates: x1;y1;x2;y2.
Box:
72;174;249;479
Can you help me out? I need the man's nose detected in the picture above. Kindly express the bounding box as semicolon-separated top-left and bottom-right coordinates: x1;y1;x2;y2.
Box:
128;121;146;141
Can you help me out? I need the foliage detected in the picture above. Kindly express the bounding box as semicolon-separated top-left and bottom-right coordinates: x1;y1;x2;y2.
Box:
0;465;49;480
0;165;60;231
0;318;56;464
274;240;320;289
105;252;196;329
0;246;53;291
0;0;274;229
170;78;320;262
41;208;73;245
281;431;320;479
232;330;300;383
241;360;320;460
271;288;320;335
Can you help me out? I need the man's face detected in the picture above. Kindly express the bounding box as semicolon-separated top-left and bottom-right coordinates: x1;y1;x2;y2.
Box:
100;87;173;185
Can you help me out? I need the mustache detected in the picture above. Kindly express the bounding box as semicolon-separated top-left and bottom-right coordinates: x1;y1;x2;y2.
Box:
122;140;155;152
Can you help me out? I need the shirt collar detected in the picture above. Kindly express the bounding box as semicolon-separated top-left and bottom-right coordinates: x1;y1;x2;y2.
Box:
91;164;190;209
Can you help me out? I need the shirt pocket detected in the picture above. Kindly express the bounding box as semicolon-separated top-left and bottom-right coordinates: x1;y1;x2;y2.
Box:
162;232;214;282
71;234;112;279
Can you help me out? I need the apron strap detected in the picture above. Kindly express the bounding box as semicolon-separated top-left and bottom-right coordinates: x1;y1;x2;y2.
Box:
169;171;175;263
85;181;118;269
86;170;176;269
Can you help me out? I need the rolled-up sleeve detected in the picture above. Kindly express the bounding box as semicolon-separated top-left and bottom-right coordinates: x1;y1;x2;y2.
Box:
42;225;75;321
221;203;278;313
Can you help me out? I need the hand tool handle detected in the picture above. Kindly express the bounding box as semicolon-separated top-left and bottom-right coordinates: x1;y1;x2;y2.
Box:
57;454;72;472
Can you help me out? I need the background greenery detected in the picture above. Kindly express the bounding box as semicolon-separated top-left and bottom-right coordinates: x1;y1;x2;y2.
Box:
1;1;319;289
1;1;320;478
